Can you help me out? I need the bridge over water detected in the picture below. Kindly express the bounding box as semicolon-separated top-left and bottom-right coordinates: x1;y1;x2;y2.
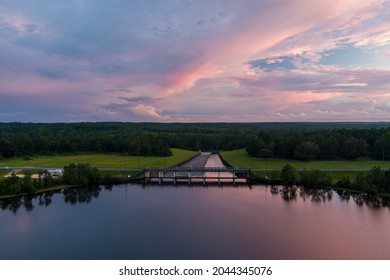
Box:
137;153;257;185
142;166;253;185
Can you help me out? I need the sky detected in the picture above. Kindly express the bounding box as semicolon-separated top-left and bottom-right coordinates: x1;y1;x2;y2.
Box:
1;0;390;122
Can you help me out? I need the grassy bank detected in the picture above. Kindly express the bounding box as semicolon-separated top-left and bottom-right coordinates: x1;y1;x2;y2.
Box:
221;149;390;193
220;149;390;170
0;148;198;169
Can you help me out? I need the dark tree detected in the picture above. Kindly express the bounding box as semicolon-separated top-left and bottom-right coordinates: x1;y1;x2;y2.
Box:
281;164;299;187
299;169;331;188
62;163;100;187
294;141;320;161
374;132;390;160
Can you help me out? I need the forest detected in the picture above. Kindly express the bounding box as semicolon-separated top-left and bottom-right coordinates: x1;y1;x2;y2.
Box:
1;122;390;160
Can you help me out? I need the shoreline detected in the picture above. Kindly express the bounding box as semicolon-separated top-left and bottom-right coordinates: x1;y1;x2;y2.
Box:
2;180;390;200
2;151;390;199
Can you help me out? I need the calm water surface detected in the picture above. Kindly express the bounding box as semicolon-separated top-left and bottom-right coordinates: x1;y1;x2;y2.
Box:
1;185;389;259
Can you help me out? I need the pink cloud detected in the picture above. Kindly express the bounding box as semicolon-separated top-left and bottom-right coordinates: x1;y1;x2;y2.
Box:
278;91;343;104
1;0;390;122
158;0;385;98
128;104;170;121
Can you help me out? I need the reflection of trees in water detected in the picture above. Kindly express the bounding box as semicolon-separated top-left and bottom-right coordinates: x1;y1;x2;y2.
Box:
271;186;390;208
299;188;333;203
0;197;22;214
335;190;390;208
0;185;114;213
38;192;55;207
23;197;34;212
62;186;101;205
0;191;59;214
280;186;298;201
1;184;390;213
270;186;333;202
336;190;351;202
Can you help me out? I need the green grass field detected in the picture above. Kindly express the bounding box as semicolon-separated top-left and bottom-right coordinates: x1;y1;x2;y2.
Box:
5;148;388;170
220;149;390;170
0;148;197;169
220;149;390;184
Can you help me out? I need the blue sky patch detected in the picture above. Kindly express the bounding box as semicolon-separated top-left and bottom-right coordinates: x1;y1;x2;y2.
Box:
249;56;297;72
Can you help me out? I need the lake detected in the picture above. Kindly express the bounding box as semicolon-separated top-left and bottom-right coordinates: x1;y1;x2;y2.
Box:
1;184;390;260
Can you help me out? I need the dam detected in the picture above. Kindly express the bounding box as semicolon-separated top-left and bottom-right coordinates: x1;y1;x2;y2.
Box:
142;153;253;185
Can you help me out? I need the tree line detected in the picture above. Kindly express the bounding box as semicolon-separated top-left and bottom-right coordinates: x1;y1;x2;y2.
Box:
245;127;390;160
0;163;105;196
1;122;390;160
0;123;172;157
0;170;56;196
279;164;390;194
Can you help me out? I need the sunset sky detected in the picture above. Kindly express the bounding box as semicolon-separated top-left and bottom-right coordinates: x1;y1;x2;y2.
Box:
1;0;390;122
